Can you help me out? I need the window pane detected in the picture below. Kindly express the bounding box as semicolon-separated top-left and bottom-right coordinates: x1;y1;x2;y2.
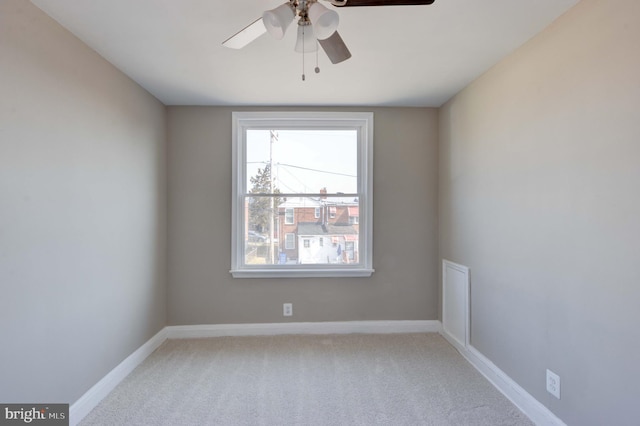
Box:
285;208;294;224
246;195;361;265
278;196;360;265
285;233;295;250
246;129;358;194
244;196;278;265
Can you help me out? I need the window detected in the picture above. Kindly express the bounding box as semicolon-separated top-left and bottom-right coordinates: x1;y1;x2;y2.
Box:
285;208;294;225
285;233;295;250
349;206;359;224
345;241;355;261
231;111;374;278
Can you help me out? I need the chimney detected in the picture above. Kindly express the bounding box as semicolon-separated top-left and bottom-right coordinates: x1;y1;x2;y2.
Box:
320;187;327;200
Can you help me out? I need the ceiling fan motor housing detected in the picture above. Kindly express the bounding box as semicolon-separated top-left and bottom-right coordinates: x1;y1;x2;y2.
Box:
226;0;438;66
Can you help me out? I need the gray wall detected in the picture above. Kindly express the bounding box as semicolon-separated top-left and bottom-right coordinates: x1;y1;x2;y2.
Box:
167;106;439;325
439;0;640;424
0;0;167;404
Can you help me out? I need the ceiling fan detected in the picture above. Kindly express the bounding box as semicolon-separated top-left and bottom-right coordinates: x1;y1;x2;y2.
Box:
223;0;436;76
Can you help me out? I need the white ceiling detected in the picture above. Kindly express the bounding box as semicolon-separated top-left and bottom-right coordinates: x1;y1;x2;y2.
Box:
30;0;579;107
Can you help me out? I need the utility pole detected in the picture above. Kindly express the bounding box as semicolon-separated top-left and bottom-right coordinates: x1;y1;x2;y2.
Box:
269;130;277;264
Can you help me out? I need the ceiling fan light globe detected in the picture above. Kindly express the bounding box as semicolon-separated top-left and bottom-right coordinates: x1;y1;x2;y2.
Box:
308;2;339;40
294;24;318;53
262;3;295;40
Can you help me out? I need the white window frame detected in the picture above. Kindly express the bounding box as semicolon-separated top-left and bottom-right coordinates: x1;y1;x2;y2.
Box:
285;233;296;250
284;208;295;225
314;207;321;219
230;111;374;278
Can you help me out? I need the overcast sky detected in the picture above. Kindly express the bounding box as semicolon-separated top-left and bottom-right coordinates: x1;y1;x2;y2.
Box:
246;129;358;194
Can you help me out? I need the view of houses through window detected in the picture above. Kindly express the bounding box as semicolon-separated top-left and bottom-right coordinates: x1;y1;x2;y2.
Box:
244;129;360;266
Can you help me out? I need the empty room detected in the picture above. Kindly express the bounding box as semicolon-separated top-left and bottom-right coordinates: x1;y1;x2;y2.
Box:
1;0;638;425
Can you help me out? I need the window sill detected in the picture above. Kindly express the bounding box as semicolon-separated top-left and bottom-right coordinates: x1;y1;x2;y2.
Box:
230;268;375;279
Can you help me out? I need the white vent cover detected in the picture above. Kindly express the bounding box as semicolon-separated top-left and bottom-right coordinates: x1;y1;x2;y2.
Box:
442;260;470;349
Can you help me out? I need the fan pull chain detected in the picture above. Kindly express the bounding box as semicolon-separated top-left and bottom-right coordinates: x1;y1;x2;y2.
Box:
315;42;320;74
301;26;306;81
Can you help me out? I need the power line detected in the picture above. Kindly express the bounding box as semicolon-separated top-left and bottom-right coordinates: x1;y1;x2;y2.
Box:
278;163;357;178
276;178;298;193
247;161;357;178
279;165;308;192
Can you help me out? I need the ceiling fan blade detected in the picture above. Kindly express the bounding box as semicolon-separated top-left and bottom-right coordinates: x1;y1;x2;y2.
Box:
331;0;435;7
318;31;352;64
222;17;266;49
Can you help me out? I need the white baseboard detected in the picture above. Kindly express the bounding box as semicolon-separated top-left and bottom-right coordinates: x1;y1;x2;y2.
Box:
69;328;168;426
444;336;567;426
166;320;442;339
441;327;467;354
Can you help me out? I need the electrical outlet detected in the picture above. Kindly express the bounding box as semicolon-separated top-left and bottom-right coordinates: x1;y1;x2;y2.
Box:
546;369;561;399
283;303;293;317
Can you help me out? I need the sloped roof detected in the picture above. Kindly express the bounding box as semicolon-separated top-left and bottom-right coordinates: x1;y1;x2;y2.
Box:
278;197;358;209
278;197;322;208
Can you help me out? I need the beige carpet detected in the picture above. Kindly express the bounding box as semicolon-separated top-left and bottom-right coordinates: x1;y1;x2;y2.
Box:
80;333;532;426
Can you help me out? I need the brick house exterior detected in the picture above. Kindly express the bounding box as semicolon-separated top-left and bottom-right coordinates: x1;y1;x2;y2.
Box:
277;189;359;264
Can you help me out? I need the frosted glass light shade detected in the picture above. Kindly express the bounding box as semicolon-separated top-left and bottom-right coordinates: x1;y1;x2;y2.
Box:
262;3;295;40
307;2;339;40
295;24;318;53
